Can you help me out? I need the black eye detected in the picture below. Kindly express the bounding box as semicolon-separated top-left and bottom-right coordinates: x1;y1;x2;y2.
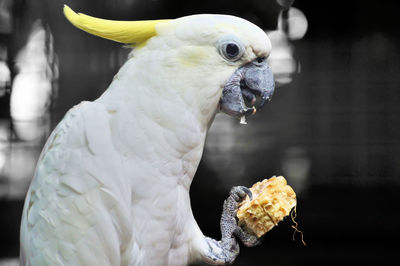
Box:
218;39;244;62
256;57;265;64
225;43;239;59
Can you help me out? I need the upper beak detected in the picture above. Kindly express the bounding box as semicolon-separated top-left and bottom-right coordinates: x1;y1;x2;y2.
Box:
219;59;275;119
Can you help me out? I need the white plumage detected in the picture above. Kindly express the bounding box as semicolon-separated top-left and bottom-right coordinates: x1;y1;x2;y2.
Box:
20;11;272;266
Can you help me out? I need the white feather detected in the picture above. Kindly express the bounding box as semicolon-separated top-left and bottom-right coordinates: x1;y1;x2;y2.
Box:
20;14;272;266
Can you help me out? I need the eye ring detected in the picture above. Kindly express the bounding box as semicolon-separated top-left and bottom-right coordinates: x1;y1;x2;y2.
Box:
218;39;244;62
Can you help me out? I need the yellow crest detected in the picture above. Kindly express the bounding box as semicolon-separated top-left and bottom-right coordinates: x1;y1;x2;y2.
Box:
63;5;170;45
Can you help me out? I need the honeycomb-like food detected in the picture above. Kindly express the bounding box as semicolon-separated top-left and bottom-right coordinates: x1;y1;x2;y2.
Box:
237;176;296;238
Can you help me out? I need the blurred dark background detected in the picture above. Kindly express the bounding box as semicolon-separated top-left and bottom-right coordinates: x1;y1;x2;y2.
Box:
1;0;399;265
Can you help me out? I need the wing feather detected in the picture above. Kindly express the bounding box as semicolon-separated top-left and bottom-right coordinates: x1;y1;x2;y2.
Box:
20;101;133;265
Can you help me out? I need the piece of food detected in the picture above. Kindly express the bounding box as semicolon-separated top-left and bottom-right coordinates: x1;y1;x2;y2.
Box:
240;115;247;124
237;176;296;238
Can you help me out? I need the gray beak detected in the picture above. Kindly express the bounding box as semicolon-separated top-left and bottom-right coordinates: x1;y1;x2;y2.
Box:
219;59;275;119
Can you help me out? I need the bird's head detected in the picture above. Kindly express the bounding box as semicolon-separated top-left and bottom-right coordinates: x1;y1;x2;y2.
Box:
64;5;274;125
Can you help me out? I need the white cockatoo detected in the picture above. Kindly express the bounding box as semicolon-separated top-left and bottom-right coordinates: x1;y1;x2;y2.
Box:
20;5;275;266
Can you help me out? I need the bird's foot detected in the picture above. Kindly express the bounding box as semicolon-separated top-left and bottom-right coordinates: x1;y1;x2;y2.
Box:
233;226;262;247
221;186;260;247
201;186;261;265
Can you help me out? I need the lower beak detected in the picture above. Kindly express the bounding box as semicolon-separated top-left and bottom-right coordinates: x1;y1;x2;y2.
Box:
219;60;275;119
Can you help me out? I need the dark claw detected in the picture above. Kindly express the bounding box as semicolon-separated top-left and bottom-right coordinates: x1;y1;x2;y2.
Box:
239;186;253;201
232;193;241;202
233;187;246;199
229;186;252;202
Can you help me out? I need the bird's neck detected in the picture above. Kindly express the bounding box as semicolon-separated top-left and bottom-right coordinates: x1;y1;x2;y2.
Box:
96;56;221;189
